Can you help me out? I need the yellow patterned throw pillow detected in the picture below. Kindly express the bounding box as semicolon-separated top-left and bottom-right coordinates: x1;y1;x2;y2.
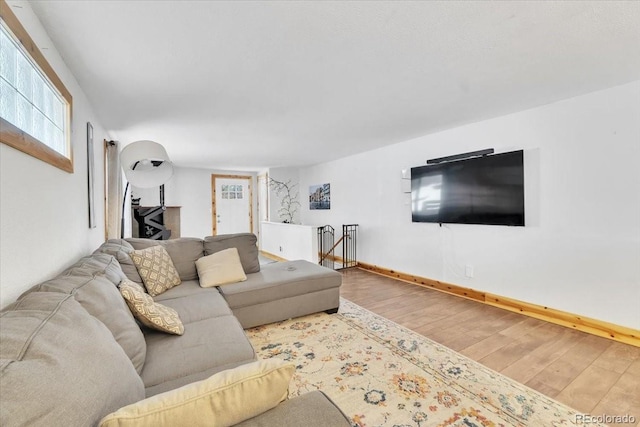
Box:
130;245;181;296
119;279;184;335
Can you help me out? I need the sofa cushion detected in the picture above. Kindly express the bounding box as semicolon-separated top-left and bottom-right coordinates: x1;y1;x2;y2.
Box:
30;273;147;374
95;239;144;283
234;391;352;427
154;280;233;324
153;279;217;300
126;238;204;281
196;247;247;287
120;280;184;335
218;260;342;309
0;292;145;427
204;233;260;274
100;359;295;427
141;315;256;396
131;245;182;296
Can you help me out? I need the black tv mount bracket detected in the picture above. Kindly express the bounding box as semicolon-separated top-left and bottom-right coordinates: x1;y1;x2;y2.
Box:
427;148;494;164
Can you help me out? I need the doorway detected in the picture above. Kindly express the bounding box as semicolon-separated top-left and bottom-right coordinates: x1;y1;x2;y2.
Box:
211;174;253;236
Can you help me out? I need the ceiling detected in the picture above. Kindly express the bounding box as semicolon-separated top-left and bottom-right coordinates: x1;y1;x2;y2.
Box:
25;1;640;170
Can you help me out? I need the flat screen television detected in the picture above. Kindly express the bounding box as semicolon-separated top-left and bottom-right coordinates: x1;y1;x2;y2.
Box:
411;150;525;226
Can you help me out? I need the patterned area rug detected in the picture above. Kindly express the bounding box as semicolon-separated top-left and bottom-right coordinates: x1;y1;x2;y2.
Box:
246;299;603;427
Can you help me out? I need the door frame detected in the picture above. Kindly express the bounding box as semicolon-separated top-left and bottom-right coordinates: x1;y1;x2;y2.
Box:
211;174;253;236
256;173;269;248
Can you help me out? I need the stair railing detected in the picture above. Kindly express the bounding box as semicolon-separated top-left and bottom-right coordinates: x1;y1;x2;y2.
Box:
317;224;359;269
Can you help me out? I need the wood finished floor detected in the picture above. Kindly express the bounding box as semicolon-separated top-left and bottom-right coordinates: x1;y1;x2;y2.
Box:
339;268;640;427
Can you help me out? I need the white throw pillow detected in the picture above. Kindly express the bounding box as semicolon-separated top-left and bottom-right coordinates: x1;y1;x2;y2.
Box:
99;359;296;427
196;247;247;287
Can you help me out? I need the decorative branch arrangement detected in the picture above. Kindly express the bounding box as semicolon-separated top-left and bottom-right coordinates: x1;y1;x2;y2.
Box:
269;177;300;224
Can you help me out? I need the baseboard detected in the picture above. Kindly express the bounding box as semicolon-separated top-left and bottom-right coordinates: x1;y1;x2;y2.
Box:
357;261;640;348
357;262;486;302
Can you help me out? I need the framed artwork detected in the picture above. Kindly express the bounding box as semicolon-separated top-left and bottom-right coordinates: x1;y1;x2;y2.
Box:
309;183;330;210
87;122;96;228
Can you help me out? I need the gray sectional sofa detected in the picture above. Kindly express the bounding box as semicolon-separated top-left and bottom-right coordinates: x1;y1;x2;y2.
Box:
0;233;350;427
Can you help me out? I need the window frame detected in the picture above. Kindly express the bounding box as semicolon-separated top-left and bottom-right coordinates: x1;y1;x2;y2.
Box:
0;0;73;173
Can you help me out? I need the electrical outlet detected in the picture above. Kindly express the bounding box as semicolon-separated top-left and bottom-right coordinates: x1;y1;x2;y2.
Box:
279;246;283;252
465;265;474;278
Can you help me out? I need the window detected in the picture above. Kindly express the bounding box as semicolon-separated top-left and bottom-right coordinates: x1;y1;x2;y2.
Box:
221;184;244;200
0;0;73;172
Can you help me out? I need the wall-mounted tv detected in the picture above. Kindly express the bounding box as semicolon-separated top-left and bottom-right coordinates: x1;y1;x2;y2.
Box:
411;150;525;226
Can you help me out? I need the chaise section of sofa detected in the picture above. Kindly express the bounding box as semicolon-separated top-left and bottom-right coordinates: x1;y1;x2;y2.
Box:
205;234;342;328
221;259;342;328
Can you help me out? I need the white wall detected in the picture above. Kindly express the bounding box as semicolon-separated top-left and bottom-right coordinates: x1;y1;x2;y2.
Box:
130;167;258;238
300;81;640;330
0;2;109;307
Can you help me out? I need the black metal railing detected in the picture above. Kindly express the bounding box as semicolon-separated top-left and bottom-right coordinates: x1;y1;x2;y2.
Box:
341;224;358;268
317;224;358;269
317;225;335;268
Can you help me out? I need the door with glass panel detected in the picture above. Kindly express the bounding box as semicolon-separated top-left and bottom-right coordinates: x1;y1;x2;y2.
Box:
211;175;252;235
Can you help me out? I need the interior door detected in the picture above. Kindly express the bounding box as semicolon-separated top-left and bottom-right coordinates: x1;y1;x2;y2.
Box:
212;175;252;235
